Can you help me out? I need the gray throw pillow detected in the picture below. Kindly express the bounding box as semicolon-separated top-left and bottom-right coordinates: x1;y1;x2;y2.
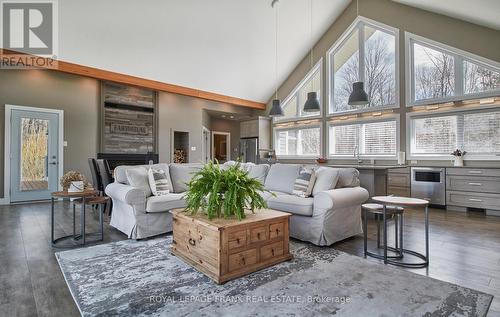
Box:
126;167;152;197
312;167;340;196
148;168;172;196
292;167;316;198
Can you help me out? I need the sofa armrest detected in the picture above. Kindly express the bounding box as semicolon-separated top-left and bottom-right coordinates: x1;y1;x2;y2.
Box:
105;182;147;206
313;187;369;215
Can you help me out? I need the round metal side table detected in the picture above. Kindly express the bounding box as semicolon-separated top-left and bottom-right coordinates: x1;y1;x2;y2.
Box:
371;196;430;268
50;190;98;247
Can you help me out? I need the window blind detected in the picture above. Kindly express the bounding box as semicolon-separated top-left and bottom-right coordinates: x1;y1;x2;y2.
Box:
329;119;397;156
275;126;320;156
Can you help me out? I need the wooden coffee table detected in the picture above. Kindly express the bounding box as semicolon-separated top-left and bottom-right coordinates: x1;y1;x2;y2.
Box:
170;208;292;284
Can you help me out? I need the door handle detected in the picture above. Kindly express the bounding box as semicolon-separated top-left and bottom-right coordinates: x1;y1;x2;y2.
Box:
468;182;482;186
468;198;483;202
49;162;57;165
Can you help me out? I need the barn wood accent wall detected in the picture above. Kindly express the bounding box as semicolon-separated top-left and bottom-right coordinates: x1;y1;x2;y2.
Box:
101;82;156;154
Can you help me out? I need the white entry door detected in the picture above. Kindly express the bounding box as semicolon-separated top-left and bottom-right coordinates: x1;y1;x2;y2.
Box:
9;108;61;202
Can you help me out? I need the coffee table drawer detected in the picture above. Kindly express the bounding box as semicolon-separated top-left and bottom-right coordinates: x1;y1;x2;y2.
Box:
260;241;284;261
228;229;247;250
228;249;257;272
269;222;284;239
250;226;268;243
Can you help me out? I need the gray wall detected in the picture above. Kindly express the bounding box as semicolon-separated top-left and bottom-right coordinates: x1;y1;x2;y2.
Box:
157;92;253;164
268;0;500;167
0;70;100;198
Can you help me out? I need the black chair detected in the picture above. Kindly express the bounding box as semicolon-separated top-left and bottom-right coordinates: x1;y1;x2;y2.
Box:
96;159;113;215
88;158;103;192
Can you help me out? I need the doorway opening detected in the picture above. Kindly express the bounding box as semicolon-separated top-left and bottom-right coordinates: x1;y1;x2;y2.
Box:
211;131;230;163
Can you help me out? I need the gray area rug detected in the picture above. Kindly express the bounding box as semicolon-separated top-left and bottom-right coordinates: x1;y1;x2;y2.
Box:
56;236;492;317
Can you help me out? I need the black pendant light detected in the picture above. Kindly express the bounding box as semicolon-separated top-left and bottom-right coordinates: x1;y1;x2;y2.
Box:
348;82;369;105
269;0;284;117
348;0;369;106
303;0;320;113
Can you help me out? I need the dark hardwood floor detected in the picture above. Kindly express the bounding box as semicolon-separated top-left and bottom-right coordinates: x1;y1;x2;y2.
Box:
0;202;499;316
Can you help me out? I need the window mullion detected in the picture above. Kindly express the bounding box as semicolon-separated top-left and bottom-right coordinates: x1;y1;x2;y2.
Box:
456;114;464;150
455;55;464;97
358;24;365;83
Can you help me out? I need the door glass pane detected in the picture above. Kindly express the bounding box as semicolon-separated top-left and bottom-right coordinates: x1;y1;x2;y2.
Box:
332;30;359;113
463;60;500;94
364;26;396;107
413;43;455;101
20;118;49;191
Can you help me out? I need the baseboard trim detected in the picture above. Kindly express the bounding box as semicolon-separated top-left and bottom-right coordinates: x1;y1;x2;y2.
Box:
0;198;10;205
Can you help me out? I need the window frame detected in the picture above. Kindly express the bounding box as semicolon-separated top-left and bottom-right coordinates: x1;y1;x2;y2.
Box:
406;106;500;161
405;32;500;107
327;16;400;116
327;115;400;159
273;123;323;159
273;59;323;124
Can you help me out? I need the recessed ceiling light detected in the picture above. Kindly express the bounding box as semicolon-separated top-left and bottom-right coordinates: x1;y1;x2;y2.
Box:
221;115;226;118
230;115;234;119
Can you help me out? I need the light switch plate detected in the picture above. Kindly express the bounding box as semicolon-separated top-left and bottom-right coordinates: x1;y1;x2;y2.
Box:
63;141;68;147
191;147;196;151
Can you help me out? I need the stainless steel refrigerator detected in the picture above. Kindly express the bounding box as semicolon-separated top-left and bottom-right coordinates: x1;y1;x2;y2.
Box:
240;137;258;163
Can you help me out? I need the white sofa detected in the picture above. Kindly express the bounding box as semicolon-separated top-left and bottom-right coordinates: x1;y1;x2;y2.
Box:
105;162;369;246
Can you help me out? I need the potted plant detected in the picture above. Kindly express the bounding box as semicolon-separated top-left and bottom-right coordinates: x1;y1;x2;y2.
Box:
451;149;466;167
185;161;269;220
60;171;88;192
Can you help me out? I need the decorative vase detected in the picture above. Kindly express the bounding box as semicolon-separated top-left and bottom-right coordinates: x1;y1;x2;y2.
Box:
453;157;464;167
68;181;84;192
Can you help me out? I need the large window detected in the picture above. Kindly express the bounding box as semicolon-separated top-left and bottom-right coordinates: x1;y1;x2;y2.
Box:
328;119;397;157
409;109;500;159
407;33;500;105
275;60;322;122
328;18;398;114
275;125;321;157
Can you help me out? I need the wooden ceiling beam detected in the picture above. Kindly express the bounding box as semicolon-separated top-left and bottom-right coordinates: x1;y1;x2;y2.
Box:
0;49;266;110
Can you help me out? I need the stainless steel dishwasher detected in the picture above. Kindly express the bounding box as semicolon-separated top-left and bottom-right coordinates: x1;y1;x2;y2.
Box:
411;167;446;206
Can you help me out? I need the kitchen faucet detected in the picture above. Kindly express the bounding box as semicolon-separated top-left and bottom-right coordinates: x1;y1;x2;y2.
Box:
354;146;362;164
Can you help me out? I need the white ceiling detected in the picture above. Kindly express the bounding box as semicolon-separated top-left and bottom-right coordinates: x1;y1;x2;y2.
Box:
393;0;500;31
58;0;350;103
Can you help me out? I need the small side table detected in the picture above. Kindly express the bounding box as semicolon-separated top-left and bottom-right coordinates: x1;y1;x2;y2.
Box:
371;196;430;268
51;190;98;247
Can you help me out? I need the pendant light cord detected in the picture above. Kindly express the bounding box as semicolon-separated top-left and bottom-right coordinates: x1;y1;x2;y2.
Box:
274;0;279;100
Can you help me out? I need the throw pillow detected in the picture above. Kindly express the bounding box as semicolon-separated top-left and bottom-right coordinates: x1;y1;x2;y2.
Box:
292;167;316;198
148;168;172;196
312;167;340;196
126;167;152;197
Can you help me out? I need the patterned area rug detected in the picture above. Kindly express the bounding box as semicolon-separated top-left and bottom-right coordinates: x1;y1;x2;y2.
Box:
56;236;492;317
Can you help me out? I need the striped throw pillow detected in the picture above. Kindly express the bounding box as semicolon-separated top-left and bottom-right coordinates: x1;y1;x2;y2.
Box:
292;167;316;198
148;168;171;196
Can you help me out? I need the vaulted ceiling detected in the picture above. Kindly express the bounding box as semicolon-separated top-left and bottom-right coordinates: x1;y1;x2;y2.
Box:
58;0;499;105
58;0;350;103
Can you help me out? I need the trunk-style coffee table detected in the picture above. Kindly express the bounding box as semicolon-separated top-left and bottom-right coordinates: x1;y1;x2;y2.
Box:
170;209;292;284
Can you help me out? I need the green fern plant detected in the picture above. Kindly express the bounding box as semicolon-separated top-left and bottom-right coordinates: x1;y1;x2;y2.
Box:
185;161;269;220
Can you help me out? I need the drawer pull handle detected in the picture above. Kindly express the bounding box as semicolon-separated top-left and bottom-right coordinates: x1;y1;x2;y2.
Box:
241;257;246;265
271;249;275;256
236;238;240;244
468;170;483;174
468;182;482;186
469;198;483;202
275;229;280;235
188;238;196;246
257;232;261;239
